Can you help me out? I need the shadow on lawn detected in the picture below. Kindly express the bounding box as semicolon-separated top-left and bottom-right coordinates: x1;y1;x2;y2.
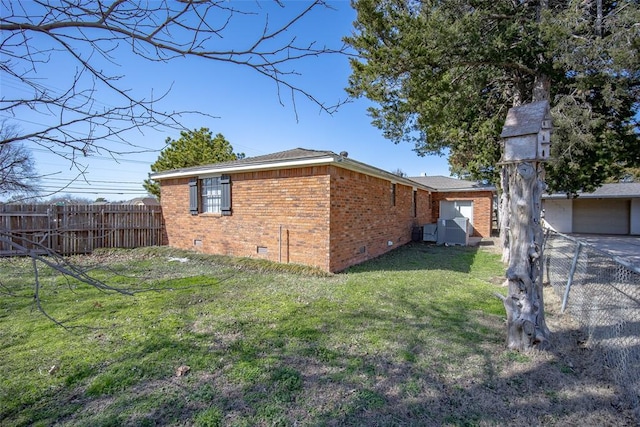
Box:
346;242;484;274
239;284;635;426
208;290;632;425
303;334;635;426
295;293;636;426
20;293;635;427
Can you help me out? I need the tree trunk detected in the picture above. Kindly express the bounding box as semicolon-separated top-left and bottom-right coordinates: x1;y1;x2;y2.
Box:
499;165;510;264
533;74;550;103
596;0;603;37
502;162;550;350
501;0;552;351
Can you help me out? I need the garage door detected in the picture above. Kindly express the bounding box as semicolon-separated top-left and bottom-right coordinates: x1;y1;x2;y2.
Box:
573;199;630;235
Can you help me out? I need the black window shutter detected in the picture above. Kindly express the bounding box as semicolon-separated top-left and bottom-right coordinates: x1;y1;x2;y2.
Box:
189;178;198;215
221;175;232;216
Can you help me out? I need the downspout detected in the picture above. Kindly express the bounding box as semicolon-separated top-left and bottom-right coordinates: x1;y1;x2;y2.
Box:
279;225;282;263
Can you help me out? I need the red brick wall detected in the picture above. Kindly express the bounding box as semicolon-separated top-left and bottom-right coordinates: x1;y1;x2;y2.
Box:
430;191;494;237
328;166;431;272
160;165;433;272
160;166;332;271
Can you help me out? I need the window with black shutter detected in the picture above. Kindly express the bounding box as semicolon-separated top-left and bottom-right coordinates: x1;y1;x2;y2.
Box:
413;190;417;217
190;175;232;215
189;178;198;215
220;175;231;215
391;183;396;207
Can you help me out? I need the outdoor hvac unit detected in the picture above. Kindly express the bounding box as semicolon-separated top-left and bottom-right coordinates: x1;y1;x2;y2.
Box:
436;218;469;246
423;223;438;242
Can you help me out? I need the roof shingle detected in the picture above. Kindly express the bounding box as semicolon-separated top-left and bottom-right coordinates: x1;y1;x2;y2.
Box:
544;182;640;199
500;100;551;138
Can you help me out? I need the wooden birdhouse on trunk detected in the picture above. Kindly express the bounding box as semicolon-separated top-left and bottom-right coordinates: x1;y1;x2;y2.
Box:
500;100;551;163
498;99;553;351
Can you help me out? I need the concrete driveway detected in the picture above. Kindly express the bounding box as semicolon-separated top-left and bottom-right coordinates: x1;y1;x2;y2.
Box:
570;234;640;271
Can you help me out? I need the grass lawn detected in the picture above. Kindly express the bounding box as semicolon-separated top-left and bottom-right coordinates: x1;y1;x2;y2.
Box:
0;243;635;426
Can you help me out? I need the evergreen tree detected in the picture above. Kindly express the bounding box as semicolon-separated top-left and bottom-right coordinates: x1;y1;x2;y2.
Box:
346;0;639;196
144;129;239;198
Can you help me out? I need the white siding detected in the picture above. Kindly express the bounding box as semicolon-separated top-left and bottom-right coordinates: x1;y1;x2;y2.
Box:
542;199;572;233
631;198;640;236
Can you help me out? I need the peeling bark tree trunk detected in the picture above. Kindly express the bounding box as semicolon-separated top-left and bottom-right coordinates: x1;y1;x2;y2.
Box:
500;0;551;351
499;165;510;264
503;162;550;350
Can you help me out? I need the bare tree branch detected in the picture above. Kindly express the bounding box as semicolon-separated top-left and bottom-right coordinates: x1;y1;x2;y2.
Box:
0;227;135;327
0;0;349;169
0;226;242;326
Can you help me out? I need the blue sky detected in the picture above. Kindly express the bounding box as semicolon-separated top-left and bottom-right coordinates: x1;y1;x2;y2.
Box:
2;1;452;202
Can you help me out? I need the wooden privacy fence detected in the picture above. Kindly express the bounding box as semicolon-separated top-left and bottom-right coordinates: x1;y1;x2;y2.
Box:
0;204;165;256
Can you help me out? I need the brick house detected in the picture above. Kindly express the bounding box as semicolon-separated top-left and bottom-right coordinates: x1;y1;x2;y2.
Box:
407;175;495;238
151;148;494;272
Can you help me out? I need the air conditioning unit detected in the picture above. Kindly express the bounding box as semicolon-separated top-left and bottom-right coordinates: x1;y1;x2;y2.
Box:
437;218;469;246
423;223;438;242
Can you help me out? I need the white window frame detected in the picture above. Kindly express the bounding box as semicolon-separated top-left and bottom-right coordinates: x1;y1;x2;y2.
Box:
201;177;222;214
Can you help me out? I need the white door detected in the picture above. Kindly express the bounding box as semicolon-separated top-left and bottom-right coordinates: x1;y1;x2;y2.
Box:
440;200;474;233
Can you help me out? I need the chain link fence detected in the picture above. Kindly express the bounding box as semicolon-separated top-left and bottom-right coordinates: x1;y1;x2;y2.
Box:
544;230;640;418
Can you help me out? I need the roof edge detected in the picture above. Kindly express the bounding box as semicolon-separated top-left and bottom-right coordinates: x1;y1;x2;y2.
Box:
430;187;496;193
150;156;335;180
150;151;432;191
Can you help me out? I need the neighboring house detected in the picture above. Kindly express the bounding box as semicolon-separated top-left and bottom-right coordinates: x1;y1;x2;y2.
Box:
543;182;640;236
408;175;496;238
151;148;434;273
126;197;160;206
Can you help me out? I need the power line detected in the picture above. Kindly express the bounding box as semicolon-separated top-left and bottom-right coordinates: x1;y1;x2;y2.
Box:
36;183;148;193
30;146;157;163
0;114;163;153
39;184;143;191
38;190;148;196
44;177;144;185
30;147;154;165
37;178;145;190
34;165;151;178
